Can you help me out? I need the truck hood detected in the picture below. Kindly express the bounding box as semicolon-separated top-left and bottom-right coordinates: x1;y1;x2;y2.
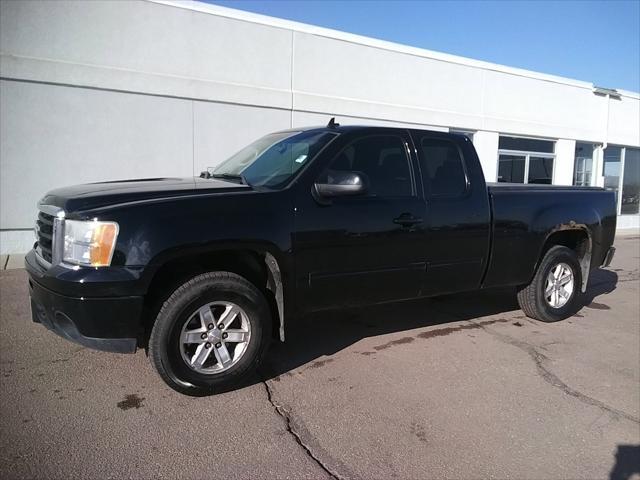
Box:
39;177;251;213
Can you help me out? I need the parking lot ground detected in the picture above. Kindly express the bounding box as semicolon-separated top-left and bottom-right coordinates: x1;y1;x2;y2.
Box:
1;235;639;479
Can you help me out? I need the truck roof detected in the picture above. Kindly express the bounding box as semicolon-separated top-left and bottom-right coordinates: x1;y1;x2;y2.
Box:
273;124;463;138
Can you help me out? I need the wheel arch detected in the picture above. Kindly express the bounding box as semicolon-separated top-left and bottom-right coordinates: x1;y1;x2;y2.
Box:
141;244;288;346
536;224;592;292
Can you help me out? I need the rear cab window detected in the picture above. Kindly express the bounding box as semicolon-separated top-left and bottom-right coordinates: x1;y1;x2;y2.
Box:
414;135;469;197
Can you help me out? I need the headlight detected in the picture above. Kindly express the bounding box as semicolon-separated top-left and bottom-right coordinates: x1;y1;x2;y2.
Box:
63;220;119;267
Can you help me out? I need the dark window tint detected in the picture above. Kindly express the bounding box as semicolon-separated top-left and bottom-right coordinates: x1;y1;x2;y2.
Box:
499;136;554;153
419;138;467;196
528;157;554;184
622;148;639;215
603;146;622;203
498;154;525;183
323;135;412;197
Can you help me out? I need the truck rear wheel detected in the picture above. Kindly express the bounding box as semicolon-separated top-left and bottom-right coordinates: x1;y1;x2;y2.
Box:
517;245;583;322
148;272;271;395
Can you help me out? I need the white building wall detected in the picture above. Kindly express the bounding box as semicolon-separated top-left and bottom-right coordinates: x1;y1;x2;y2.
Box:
1;0;639;253
554;140;577;186
0;0;293;109
608;95;640;146
292;31;486;129
593;147;605;188
0;79;194;229
193;102;292;175
472;131;500;182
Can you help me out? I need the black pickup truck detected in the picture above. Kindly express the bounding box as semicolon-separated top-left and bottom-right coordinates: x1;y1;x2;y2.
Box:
26;122;617;395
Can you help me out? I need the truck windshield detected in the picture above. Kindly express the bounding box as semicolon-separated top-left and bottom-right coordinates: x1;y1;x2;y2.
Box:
212;130;338;189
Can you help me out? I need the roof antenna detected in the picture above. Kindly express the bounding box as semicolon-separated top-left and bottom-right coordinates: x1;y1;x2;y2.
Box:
327;117;339;129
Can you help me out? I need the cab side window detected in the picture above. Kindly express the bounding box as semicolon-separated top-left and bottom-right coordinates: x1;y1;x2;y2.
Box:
419;138;467;196
322;135;413;197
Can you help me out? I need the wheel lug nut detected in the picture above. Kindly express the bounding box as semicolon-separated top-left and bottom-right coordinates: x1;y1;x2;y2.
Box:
215;343;222;349
201;333;207;339
218;324;224;330
222;333;228;339
205;342;212;348
208;323;214;330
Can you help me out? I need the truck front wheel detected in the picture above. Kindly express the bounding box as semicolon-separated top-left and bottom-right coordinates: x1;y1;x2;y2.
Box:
517;245;583;322
148;272;272;395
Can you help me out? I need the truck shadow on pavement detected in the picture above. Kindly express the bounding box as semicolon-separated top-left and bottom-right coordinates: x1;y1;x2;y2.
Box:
251;268;618;387
610;444;640;480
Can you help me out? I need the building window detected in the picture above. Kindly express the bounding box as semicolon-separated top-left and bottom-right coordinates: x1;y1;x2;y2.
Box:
603;146;622;205
621;147;639;215
603;146;640;216
497;135;555;184
498;154;526;183
528;157;554;184
573;143;594;186
499;136;554;154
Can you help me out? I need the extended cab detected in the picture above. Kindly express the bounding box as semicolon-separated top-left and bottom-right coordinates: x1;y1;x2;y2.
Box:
26;123;617;394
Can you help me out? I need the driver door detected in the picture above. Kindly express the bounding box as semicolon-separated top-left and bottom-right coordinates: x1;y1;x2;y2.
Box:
293;130;429;311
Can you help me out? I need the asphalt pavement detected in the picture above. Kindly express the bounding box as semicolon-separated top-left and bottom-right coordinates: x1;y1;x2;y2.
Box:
1;235;639;479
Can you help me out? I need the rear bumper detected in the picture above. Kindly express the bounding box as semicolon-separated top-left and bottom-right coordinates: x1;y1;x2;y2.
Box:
26;251;143;353
602;246;616;268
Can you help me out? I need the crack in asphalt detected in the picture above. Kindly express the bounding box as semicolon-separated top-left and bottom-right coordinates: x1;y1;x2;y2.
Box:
426;298;640;426
476;323;640;425
261;379;343;480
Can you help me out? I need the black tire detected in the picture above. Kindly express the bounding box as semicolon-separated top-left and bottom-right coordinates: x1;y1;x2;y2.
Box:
517;245;583;322
148;272;271;395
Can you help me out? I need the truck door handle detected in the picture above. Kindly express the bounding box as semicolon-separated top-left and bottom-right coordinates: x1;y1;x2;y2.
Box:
393;213;423;226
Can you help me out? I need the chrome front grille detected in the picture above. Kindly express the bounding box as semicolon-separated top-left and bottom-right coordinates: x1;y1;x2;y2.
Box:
36;211;54;263
35;205;65;267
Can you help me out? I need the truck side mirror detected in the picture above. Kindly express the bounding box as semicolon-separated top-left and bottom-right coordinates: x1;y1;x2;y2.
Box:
314;171;368;198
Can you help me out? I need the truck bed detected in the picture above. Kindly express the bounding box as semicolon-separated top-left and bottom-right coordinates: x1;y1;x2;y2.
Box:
482;183;617;289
